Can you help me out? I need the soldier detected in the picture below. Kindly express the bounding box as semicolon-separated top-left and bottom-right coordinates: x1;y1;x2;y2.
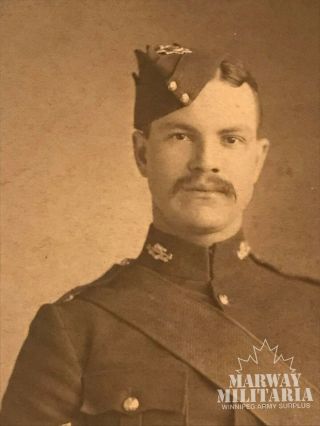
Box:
1;43;319;426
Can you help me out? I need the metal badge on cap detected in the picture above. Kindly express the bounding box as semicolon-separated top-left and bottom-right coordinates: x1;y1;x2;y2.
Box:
156;43;192;55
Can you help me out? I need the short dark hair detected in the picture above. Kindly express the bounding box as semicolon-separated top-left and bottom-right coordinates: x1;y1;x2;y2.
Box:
142;59;262;137
219;60;258;91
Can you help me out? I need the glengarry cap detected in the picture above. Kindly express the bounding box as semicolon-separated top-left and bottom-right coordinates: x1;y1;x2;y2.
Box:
133;43;227;130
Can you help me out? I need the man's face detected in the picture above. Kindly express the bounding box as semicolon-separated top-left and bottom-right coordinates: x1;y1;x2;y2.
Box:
133;75;269;236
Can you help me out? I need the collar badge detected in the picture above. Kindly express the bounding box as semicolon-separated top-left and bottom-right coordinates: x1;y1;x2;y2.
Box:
146;243;173;263
156;44;192;55
237;241;251;260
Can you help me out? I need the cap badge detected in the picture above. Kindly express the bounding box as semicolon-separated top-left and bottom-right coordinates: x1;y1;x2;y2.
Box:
146;243;173;263
237;241;251;260
156;44;192;55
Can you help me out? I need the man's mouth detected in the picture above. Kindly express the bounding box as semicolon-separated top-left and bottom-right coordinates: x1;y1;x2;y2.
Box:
182;184;226;194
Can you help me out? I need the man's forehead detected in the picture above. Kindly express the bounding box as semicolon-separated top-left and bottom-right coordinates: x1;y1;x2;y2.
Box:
194;74;257;106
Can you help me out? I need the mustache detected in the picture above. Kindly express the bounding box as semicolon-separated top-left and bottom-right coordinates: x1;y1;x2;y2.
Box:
172;173;237;199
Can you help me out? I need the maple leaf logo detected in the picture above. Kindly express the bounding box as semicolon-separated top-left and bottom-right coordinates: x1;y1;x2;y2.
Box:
236;339;296;374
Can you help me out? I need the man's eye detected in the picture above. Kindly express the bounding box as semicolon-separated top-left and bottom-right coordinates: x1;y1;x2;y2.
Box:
171;133;191;142
223;135;245;145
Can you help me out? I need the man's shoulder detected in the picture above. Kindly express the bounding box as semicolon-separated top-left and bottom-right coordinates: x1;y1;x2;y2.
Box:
55;258;134;304
247;251;320;295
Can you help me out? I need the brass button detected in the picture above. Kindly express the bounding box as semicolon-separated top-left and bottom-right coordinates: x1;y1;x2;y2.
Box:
168;80;177;91
122;396;140;412
180;93;190;104
218;294;229;306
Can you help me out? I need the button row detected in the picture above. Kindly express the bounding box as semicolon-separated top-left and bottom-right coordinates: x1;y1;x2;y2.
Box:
167;80;190;104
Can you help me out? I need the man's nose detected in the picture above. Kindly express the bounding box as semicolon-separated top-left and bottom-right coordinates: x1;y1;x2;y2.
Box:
187;139;224;174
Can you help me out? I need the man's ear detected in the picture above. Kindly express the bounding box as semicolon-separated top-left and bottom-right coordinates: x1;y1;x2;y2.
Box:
253;138;270;183
132;130;148;177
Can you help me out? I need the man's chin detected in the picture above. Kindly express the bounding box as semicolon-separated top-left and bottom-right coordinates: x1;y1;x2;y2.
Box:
172;208;237;234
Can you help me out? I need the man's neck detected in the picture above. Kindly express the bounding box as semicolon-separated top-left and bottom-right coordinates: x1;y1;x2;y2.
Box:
152;215;243;247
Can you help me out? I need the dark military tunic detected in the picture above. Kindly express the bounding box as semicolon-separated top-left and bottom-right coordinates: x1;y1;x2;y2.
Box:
1;225;319;425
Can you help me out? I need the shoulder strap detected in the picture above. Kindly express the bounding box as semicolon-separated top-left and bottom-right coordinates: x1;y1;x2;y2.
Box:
57;264;124;303
80;264;319;426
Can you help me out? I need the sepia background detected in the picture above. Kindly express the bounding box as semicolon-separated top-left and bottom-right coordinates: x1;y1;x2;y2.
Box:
1;0;319;398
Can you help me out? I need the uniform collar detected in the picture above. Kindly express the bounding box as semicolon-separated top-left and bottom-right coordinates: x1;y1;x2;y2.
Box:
136;224;251;282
